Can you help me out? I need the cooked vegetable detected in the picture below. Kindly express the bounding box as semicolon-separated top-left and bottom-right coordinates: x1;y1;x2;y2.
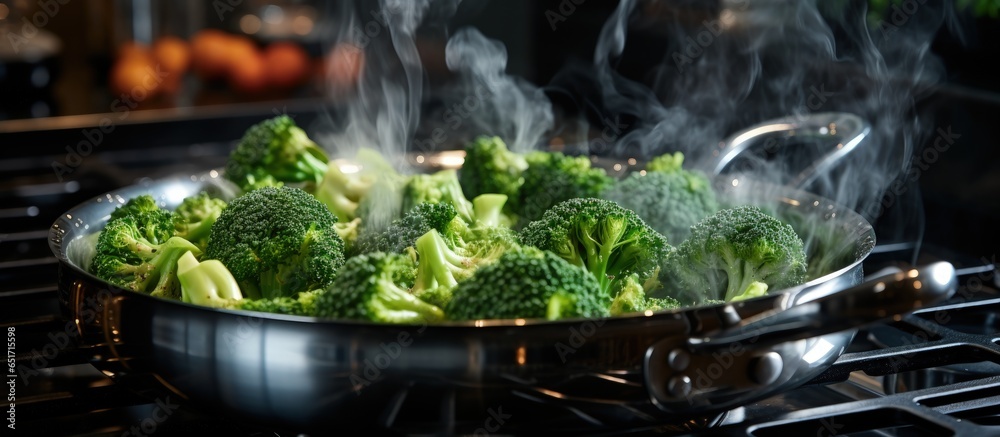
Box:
106;194;175;244
315;252;444;323
172;191;227;251
178;250;243;308
660;205;807;304
205;186;345;300
178;250;321;316
511;151;614;226
92;114;826;324
402;169;475;224
609;274;680;316
409;226;515;308
224;115;329;192
520;197;671;298
446;247;608;320
91;216;200;299
354;202;462;255
604;152;718;244
459;136;527;203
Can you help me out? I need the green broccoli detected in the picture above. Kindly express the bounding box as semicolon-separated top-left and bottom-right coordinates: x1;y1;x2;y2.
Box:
177;250;320;316
446;247;608;321
604;152;719;244
91;216;201;299
511;151;614;227
402;169;475;224
409;220;518;309
459;136;528;202
520;198;671;298
608;274;680;316
660;205;807;304
172;191;227;251
205;186;345;300
354;202;462;255
238;290;322;316
109;194;162;221
313;164;376;222
224;115;329;192
315;252;444;323
106;194;175;245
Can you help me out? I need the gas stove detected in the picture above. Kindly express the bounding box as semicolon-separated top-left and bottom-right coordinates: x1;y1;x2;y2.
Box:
1;102;998;436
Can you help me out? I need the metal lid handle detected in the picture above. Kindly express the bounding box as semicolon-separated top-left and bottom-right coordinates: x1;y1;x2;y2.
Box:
709;112;872;188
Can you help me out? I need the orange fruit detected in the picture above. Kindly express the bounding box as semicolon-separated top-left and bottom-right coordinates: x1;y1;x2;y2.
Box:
230;50;268;94
110;57;159;98
263;41;309;89
190;29;232;80
152;36;191;77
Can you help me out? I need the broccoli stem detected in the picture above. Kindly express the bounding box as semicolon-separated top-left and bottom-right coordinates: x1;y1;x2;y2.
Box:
181;210;222;245
371;279;445;323
472;194;508;227
414;230;461;291
145;237;202;299
178;251;244;308
295;151;330;183
724;259;760;302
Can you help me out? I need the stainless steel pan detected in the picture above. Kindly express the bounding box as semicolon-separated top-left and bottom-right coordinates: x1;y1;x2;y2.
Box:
49;113;956;432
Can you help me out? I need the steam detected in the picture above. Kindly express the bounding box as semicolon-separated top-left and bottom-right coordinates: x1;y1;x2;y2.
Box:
314;0;435;169
565;0;952;252
439;28;554;154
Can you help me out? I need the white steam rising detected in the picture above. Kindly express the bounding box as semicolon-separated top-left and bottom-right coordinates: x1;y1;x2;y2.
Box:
577;0;950;242
440;28;554;154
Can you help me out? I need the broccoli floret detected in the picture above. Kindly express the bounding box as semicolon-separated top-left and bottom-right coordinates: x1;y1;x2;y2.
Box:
411;229;473;293
520;198;671;299
205;186;345;300
402;169;475;224
172;192;227;251
511;151;614;227
315;252;443;323
238;290;322;316
109;194;162;221
107;194;175;245
604;153;719;244
224;115;329;192
355;202;461;255
91;216;201;299
660;205;807;304
609;274;680;316
409;222;518;309
459;136;528;202
446;247;608;321
646;151;684;173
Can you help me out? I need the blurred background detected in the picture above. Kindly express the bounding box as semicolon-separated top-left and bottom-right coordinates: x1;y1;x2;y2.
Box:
1;0;995;121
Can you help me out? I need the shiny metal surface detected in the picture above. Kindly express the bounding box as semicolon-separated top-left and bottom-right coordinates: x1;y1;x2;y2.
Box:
709;112;872;189
49;171;905;431
47;112;953;431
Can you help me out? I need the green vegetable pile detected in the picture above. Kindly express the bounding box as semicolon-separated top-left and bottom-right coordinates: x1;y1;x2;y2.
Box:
89;116;813;323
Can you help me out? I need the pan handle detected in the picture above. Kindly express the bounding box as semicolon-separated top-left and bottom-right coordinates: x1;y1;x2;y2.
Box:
708;112;871;188
687;261;956;350
644;262;956;413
